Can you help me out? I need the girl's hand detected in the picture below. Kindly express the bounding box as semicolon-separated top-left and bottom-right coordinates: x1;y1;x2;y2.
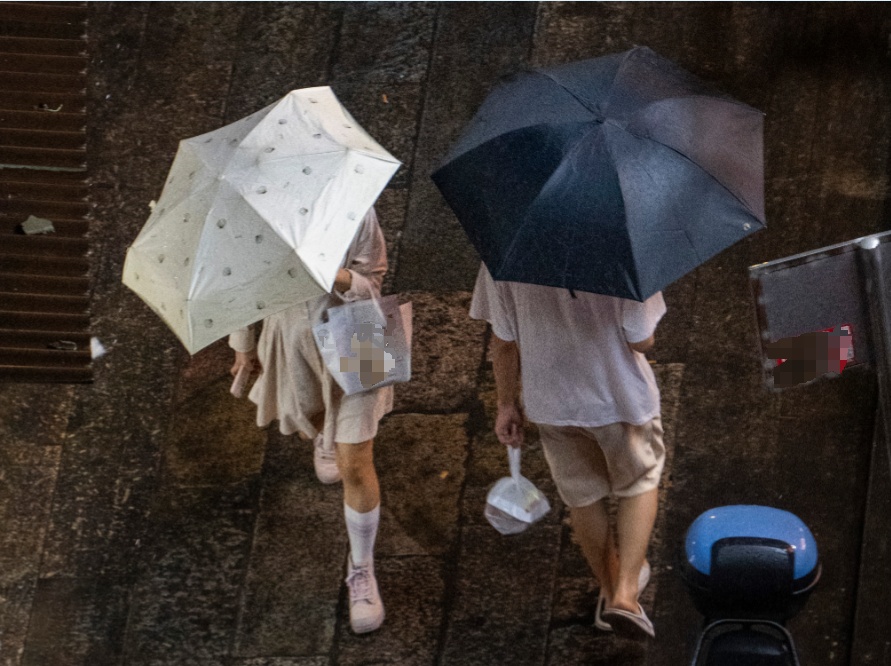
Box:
333;268;352;293
231;350;262;377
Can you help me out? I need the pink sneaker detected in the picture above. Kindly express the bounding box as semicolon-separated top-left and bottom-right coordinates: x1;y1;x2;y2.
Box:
345;555;384;633
313;435;341;484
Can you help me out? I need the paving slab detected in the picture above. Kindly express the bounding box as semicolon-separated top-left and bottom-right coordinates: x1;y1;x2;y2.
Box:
0;463;62;584
36;374;170;581
333;3;436;85
235;430;346;659
376;187;409;296
224;3;342;121
546;625;647;666
89;156;207;318
121;481;259;665
329;2;435;187
95;120;209;197
133;3;243;115
164;375;266;488
754;63;825;260
0;383;71;466
850;420;891;664
0;384;75;465
770;381;878;666
22;577;131;666
87;4;236;201
0;460;59;666
550;565;597;626
86;3;148;129
636;4;707;70
649;276;697;367
395;3;538;292
803;4;891;250
334;556;444;666
391;291;487;414
667;4;738;84
375;413;468;557
532;1;639;67
232;659;329;666
38;279;178;582
176;338;236;405
133;660;227;666
0;577;36;666
439;524;561;666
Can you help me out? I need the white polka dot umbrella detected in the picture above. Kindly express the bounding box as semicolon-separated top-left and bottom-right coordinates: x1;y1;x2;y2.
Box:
122;87;400;354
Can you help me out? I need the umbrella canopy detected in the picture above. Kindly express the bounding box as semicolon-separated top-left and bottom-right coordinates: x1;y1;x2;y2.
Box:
432;46;765;301
123;87;400;353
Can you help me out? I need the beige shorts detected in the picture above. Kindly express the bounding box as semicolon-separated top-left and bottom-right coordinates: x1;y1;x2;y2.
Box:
250;308;393;446
332;389;391;444
278;337;393;445
537;416;665;508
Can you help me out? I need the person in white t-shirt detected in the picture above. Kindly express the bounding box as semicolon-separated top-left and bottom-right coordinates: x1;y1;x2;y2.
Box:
470;263;666;639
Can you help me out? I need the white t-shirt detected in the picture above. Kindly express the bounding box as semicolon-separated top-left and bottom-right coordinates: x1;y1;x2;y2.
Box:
469;264;666;427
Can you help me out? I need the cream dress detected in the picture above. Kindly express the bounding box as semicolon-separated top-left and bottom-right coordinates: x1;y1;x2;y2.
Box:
229;208;394;448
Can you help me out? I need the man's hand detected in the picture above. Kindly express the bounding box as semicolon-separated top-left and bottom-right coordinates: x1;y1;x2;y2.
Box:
628;334;655;354
490;334;523;447
231;349;262;377
495;402;525;448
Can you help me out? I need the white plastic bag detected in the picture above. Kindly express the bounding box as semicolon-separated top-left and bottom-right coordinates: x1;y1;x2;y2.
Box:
485;446;551;535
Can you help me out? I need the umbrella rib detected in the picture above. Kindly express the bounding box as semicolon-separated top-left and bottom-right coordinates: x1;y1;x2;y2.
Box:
499;215;534;281
535;48;631;118
633;132;764;222
670;94;760;112
612;132;758;283
253;148;399;168
556;126;602;289
239;148;346;169
499;124;602;285
535;70;602;117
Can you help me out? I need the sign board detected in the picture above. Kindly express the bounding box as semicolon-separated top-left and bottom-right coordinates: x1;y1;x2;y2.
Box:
749;230;891;390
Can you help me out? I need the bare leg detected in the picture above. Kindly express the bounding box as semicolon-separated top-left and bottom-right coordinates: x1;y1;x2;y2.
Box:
337;439;380;512
610;488;658;611
570;500;618;598
338;439;385;633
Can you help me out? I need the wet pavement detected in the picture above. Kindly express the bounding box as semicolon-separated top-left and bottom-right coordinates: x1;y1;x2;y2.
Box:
1;3;891;665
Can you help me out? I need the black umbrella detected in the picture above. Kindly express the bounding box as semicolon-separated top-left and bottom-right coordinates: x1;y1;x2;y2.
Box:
432;46;765;301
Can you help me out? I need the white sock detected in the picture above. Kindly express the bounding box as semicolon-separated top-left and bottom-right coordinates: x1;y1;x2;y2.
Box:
345;504;380;567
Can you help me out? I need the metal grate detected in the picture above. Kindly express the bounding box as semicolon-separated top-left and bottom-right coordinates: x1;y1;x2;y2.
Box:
0;1;90;382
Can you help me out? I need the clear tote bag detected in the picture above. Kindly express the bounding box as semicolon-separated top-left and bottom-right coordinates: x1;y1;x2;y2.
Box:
313;293;412;395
